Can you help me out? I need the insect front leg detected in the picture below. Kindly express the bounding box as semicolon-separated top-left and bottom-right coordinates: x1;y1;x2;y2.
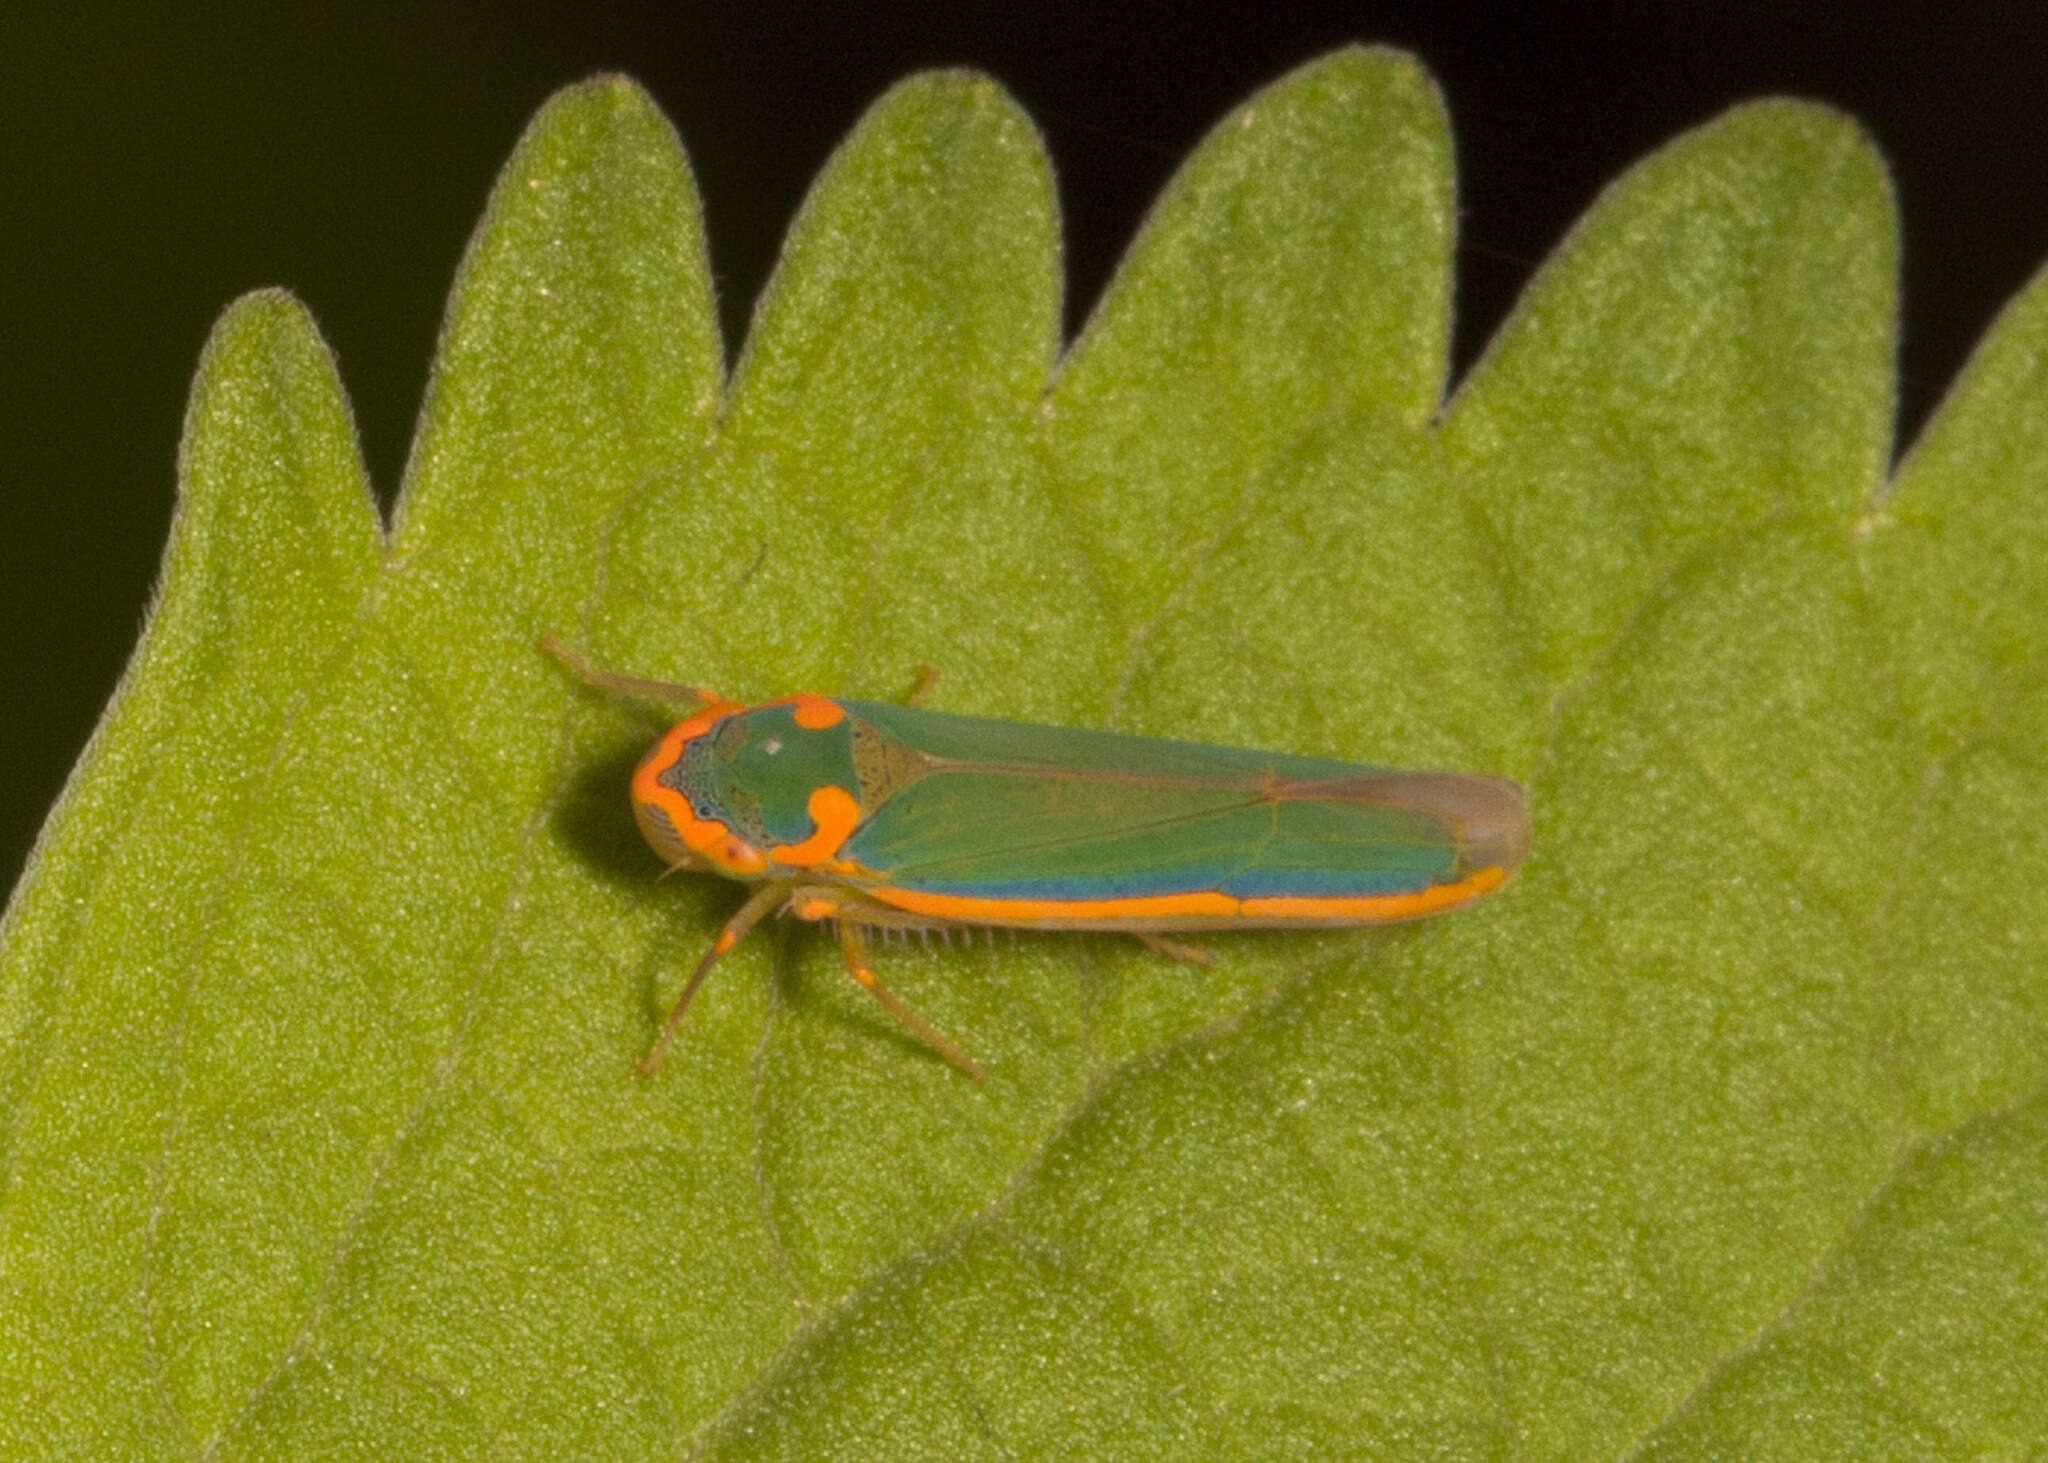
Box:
639;879;794;1076
540;634;724;708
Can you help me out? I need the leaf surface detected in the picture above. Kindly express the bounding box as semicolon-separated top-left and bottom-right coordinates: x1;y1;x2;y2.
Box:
2;50;2044;1461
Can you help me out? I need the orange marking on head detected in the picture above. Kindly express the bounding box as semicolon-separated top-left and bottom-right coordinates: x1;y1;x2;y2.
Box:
708;834;769;876
769;784;863;867
790;895;840;922
628;705;770;877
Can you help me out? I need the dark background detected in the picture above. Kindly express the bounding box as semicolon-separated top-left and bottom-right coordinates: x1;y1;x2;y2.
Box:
4;1;2045;896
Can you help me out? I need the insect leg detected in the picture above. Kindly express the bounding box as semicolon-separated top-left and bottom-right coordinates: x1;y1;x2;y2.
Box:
903;664;942;708
1134;931;1217;967
638;880;793;1076
540;634;723;708
836;921;986;1083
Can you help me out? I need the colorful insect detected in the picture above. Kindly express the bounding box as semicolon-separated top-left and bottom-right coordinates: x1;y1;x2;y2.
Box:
543;637;1529;1081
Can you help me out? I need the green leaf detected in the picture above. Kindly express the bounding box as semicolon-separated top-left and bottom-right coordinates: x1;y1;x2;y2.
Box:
3;49;2044;1460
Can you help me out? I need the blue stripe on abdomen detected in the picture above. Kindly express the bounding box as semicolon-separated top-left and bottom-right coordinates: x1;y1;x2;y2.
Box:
888;864;1446;901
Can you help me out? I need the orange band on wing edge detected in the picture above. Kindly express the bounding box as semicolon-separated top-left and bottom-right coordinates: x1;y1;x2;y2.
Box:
861;863;1508;928
1239;863;1505;920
